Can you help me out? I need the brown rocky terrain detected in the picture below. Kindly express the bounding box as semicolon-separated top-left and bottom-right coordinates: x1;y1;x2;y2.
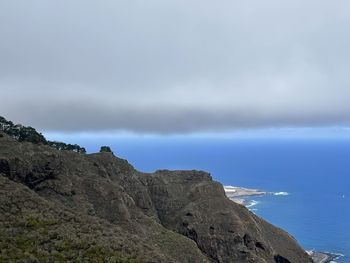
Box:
0;130;313;262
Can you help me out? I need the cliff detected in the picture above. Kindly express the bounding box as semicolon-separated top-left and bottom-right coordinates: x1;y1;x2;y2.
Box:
0;130;312;262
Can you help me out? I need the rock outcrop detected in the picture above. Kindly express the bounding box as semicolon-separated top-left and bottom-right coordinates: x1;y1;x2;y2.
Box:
0;131;312;262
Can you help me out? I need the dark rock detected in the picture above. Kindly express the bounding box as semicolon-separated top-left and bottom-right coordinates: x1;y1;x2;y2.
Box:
0;158;10;176
274;255;292;263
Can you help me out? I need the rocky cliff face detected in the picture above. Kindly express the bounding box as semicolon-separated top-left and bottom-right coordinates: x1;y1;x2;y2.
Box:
0;131;312;262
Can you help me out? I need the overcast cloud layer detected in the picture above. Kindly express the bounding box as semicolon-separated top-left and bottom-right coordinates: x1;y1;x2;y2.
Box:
1;0;350;133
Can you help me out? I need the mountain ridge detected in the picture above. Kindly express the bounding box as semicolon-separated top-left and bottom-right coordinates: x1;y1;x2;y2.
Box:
0;119;312;262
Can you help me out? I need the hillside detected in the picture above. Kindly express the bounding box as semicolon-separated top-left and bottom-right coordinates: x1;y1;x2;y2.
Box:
0;121;312;262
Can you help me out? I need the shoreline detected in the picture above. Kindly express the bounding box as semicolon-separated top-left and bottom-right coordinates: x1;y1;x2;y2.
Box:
308;251;343;263
224;186;343;263
224;185;266;205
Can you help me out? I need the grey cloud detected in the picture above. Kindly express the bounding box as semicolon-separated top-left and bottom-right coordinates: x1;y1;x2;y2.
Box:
1;0;350;133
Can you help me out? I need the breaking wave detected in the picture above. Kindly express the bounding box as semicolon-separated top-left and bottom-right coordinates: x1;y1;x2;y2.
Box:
272;192;290;196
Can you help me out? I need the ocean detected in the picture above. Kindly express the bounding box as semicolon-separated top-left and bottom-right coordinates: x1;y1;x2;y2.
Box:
46;135;350;262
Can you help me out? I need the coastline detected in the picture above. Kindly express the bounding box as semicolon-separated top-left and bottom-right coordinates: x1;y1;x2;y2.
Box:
308;251;343;263
224;185;266;206
224;186;343;263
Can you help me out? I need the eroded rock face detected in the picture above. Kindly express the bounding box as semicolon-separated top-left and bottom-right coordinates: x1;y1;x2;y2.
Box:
145;170;312;263
0;132;312;262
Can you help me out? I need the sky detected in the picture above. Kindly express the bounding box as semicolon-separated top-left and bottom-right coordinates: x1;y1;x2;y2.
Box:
1;0;350;135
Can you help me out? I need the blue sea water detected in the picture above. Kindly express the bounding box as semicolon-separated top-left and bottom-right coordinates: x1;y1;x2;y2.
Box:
46;135;350;262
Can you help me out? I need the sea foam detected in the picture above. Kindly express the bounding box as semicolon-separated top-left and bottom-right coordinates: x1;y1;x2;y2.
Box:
246;200;260;208
272;191;289;196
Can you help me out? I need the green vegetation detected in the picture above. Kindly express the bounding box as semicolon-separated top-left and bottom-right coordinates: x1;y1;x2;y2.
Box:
100;146;113;154
0;216;142;263
0;116;46;144
0;233;141;262
0;116;86;153
25;216;58;228
47;141;86;154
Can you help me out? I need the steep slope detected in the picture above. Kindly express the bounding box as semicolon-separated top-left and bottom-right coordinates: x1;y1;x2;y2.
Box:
0;132;312;262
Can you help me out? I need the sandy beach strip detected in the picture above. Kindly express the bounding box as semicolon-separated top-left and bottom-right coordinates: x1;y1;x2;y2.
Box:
224;186;266;205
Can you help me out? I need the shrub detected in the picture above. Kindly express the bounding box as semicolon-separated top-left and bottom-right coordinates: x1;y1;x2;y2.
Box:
0;116;86;154
100;146;113;154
